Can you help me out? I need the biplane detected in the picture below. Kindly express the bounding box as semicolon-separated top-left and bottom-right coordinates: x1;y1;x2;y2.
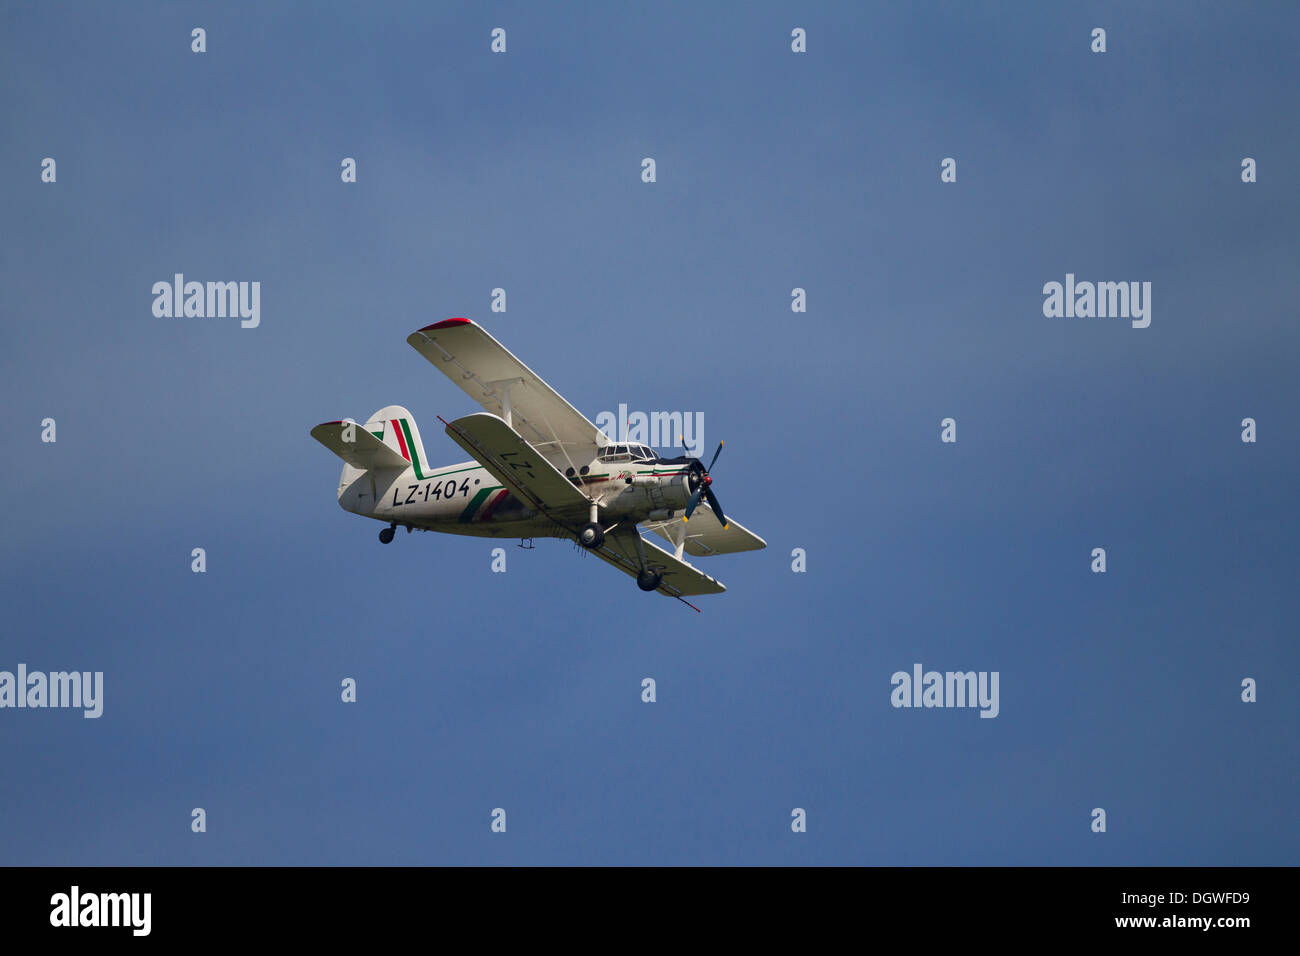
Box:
311;319;765;607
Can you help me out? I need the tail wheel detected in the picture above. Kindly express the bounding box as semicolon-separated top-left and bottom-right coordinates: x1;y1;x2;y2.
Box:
578;522;605;550
379;526;395;544
637;569;663;592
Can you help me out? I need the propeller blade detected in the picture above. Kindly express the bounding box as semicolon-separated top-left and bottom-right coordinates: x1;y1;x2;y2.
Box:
683;487;705;520
703;486;727;529
706;440;724;473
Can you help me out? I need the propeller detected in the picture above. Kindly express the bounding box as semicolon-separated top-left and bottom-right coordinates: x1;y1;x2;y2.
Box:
683;440;727;528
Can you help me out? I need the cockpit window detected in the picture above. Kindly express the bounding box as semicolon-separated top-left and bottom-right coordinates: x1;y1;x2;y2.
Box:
599;443;655;464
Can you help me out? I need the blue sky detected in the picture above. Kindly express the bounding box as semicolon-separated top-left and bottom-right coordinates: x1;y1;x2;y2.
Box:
1;1;1297;864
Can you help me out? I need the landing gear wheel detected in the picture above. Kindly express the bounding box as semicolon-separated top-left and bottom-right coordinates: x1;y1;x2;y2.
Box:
637;569;663;592
578;522;605;550
379;526;396;544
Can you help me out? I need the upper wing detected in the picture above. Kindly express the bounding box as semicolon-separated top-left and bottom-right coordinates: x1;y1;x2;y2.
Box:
443;412;590;517
643;503;767;557
594;528;726;598
408;319;605;470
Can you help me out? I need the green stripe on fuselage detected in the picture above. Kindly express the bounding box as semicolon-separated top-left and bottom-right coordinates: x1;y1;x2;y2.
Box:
422;464;484;480
459;487;495;522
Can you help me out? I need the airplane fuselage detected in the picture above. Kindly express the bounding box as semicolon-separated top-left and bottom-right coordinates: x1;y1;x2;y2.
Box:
340;456;696;539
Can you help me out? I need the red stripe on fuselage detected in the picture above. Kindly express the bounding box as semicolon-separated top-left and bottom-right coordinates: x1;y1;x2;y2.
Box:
479;489;510;521
574;470;688;486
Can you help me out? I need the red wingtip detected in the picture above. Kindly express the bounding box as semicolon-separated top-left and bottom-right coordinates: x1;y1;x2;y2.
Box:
416;317;473;332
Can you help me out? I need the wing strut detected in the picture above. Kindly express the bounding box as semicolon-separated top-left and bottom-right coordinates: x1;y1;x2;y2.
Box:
535;404;587;496
631;529;650;572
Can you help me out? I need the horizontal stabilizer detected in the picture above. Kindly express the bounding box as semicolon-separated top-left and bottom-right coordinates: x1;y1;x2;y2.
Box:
311;420;411;472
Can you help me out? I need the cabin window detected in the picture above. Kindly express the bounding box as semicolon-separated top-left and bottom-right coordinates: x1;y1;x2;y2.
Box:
599;444;651;463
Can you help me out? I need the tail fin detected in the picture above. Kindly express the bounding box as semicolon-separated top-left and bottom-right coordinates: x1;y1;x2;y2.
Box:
364;405;433;478
312;406;434;514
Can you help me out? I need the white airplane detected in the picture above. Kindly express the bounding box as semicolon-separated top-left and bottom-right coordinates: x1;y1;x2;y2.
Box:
311;319;766;608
